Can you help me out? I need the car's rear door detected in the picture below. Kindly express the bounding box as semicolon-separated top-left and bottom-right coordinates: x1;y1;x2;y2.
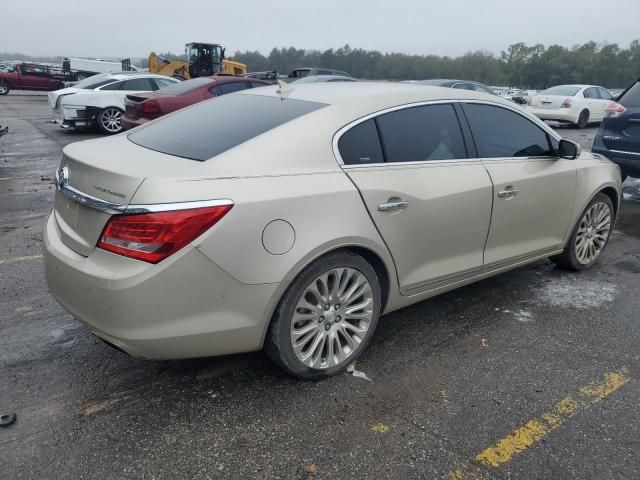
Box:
601;80;640;154
461;102;577;264
339;102;493;294
584;87;608;121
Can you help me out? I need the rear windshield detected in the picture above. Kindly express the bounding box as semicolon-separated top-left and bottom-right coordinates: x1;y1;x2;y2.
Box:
541;86;581;96
619;81;640;107
157;77;215;95
128;93;326;161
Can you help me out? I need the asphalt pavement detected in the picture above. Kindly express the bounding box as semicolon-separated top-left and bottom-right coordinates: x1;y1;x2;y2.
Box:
1;92;639;480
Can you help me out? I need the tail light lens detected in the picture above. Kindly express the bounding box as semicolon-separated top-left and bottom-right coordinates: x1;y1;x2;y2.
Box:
97;205;232;264
604;101;627;118
142;100;161;116
561;98;572;108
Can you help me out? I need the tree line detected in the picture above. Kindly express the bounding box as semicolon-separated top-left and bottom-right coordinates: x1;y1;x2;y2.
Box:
232;41;639;89
3;40;639;89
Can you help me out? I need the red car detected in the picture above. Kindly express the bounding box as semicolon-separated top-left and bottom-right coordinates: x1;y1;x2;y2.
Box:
121;76;270;130
0;63;64;95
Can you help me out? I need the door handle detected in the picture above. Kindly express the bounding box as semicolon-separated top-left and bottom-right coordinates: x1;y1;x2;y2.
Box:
378;200;409;212
498;188;519;199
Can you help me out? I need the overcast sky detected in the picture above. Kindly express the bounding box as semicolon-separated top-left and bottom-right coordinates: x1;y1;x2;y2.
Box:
2;0;639;59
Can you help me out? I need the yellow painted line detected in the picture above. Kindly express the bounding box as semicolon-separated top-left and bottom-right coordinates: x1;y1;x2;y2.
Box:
0;254;43;265
450;368;630;478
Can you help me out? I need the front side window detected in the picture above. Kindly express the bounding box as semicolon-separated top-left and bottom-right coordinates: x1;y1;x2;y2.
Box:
462;103;554;158
338;119;384;165
120;78;156;91
376;104;467;162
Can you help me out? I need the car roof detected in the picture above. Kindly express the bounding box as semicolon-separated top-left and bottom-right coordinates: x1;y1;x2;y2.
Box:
105;72;172;81
240;81;515;111
547;84;597;89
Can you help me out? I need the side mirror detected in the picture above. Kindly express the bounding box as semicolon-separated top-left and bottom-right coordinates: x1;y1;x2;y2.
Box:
558;139;581;159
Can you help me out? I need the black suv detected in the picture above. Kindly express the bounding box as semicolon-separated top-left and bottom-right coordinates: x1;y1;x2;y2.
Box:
592;78;640;180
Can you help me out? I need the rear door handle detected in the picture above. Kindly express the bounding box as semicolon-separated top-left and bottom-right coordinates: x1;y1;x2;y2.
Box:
498;188;519;199
378;200;409;212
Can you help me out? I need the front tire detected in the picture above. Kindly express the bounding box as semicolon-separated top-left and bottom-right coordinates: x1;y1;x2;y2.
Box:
0;80;9;95
265;252;382;380
576;109;589;129
97;107;124;134
551;193;614;270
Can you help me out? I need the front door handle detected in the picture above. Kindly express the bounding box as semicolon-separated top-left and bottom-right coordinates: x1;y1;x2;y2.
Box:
498;188;519;199
378;200;409;212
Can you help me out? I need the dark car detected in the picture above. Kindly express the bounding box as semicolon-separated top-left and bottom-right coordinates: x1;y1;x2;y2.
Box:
286;68;352;81
245;71;280;83
121;76;270;130
412;79;496;96
592;78;640;180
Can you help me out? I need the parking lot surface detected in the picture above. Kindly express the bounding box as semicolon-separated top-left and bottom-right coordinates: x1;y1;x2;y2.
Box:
1;92;639;479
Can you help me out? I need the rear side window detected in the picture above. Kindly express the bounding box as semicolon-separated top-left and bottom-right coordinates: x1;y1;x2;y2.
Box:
128;94;326;161
211;82;250;96
338;119;384;165
376;104;467;162
463;104;553;158
584;87;600;99
598;87;613;101
619;81;640;107
99;81;123;91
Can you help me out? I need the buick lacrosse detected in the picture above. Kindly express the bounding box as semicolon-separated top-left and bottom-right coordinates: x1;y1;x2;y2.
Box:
44;83;621;379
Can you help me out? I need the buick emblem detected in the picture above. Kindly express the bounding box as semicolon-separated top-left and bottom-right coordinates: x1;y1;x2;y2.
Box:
55;164;69;190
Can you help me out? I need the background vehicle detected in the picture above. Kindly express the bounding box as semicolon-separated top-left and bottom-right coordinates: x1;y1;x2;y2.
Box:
286;67;351;81
148;42;247;79
43;84;620;380
245;71;281;83
121;76;270;130
291;75;357;84
592;78;640;180
67;57;140;82
527;84;613;128
48;73;179;134
412;79;497;95
0;63;64;94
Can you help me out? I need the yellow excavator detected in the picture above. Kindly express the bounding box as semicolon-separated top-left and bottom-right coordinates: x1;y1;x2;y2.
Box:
148;42;247;79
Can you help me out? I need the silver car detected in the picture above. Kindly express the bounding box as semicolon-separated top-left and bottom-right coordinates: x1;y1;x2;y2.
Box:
44;83;621;379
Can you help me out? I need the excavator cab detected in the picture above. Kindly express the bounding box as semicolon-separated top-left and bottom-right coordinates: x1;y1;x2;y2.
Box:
185;43;225;77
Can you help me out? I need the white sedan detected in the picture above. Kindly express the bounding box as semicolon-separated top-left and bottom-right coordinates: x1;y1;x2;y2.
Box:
527;84;614;128
48;73;179;134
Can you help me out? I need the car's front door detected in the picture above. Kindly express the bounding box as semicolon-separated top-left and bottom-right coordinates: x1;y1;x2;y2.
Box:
461;102;577;265
338;103;494;294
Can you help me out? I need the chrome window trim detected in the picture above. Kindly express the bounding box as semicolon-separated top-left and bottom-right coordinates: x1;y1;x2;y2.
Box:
55;179;233;215
332;99;562;169
608;148;640;157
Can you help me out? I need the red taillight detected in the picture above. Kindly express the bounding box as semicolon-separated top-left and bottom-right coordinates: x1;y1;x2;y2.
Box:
142;99;161;116
561;98;572;108
97;205;232;264
604;101;627;118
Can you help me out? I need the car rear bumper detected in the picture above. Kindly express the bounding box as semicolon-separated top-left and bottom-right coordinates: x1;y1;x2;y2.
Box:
43;213;279;360
53;106;97;129
592;131;640;176
527;107;578;124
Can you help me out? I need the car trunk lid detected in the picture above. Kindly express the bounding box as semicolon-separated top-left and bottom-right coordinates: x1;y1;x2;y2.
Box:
530;95;567;110
53;135;206;257
48;87;81;109
124;92;157;120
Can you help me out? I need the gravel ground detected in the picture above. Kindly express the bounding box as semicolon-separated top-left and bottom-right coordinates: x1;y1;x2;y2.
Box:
1;92;639;480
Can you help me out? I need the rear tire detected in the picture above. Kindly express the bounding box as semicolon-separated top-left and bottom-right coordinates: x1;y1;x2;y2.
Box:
0;80;9;95
576;110;589;129
551;193;614;270
75;72;89;81
97;107;124;134
265;251;382;380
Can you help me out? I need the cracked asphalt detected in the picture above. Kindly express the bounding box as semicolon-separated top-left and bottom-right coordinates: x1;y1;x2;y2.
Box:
1;92;639;479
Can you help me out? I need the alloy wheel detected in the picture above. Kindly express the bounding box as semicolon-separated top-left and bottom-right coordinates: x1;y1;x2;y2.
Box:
575;201;611;264
290;267;374;369
100;108;123;133
0;81;8;94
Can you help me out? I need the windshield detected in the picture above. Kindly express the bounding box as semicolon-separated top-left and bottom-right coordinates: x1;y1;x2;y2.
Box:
541;86;581;96
158;77;216;95
128;93;326;161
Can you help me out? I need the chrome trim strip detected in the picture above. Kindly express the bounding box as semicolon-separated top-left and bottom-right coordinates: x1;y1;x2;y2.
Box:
56;181;233;215
332;99;562;169
608;148;640;157
402;245;563;295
